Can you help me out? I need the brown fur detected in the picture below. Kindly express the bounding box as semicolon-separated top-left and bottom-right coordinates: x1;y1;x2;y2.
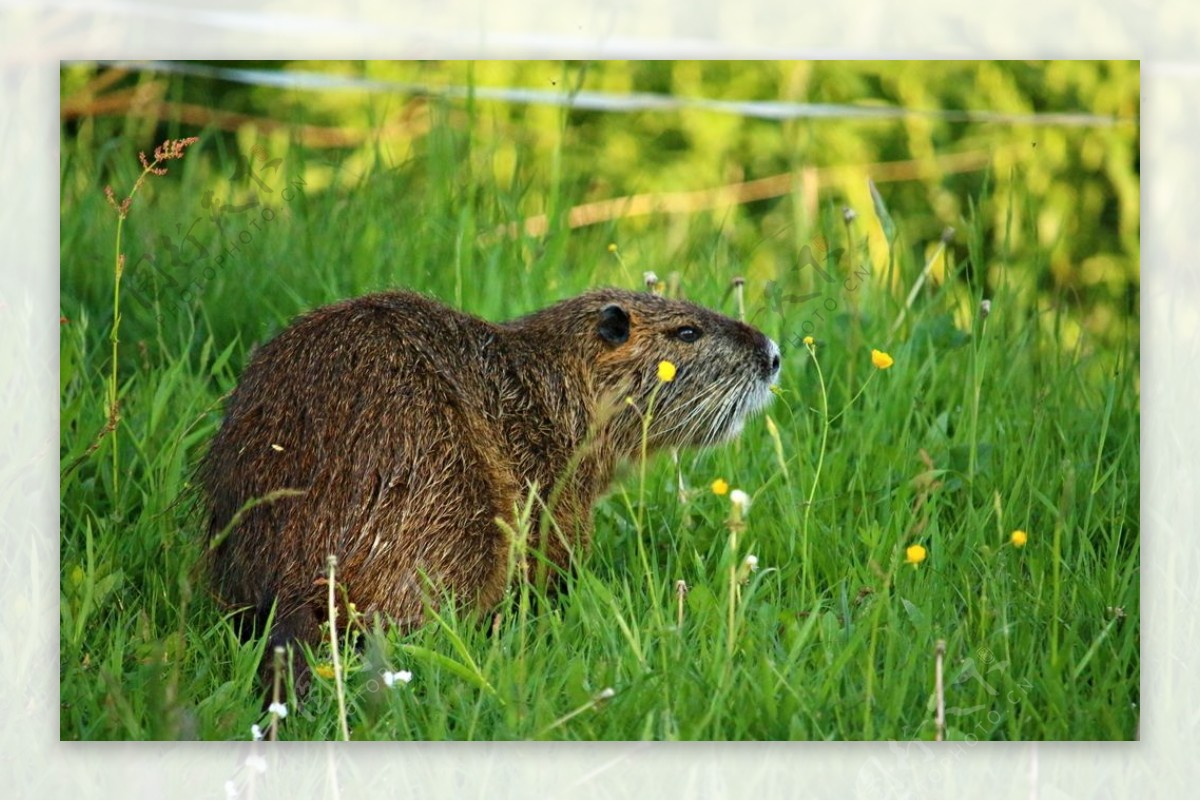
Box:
198;288;779;692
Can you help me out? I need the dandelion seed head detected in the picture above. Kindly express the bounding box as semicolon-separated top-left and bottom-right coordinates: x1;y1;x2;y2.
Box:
245;755;267;774
744;554;759;571
729;489;750;514
267;701;288;718
250;723;264;741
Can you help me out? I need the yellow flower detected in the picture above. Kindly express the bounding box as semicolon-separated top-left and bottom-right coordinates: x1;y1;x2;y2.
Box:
871;349;894;370
803;335;814;346
607;243;618;253
711;478;729;495
1010;530;1028;548
905;544;927;566
657;360;677;382
314;663;336;680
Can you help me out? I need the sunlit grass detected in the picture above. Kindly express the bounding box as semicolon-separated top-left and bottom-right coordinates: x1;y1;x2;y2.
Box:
59;104;1138;741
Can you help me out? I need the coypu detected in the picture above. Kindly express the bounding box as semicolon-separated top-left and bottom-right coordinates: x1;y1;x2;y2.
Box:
199;288;780;692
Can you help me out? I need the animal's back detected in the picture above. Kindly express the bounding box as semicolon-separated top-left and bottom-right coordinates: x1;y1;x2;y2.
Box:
201;292;517;667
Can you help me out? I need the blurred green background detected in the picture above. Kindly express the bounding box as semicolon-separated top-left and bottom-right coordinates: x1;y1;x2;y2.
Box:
61;60;1138;354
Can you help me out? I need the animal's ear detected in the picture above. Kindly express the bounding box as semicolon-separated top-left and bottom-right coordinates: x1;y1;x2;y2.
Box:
597;303;630;345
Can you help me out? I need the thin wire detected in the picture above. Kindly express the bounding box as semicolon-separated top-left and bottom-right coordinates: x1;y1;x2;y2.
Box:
79;59;1135;129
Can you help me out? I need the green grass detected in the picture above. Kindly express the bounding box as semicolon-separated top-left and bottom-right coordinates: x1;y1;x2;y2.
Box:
59;104;1139;741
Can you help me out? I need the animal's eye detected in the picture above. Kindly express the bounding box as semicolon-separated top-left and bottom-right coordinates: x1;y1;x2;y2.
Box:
676;326;702;343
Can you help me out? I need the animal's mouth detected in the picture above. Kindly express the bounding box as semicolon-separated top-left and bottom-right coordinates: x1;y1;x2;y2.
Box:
749;382;776;416
721;376;777;441
673;372;776;448
639;345;780;449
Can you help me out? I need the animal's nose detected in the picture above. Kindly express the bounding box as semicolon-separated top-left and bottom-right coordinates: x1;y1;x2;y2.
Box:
764;338;781;379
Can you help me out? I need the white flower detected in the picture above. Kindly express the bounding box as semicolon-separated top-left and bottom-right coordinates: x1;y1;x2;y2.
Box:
597;687;615;700
729;489;751;514
267;701;288;719
383;669;413;688
224;779;239;798
245;754;267;774
744;554;759;571
250;724;264;741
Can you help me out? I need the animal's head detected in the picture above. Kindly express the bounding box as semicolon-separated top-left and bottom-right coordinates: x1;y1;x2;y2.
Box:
578;289;780;452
